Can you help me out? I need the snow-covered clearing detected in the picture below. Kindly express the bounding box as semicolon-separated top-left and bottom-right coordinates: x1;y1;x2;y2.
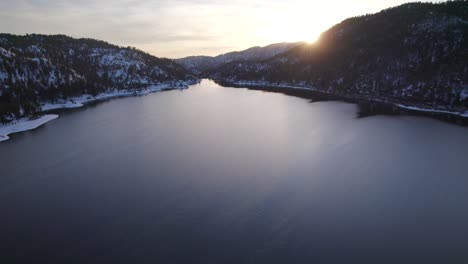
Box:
0;115;59;142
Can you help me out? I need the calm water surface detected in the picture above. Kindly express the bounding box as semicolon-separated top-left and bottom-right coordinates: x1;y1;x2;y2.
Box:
1;80;468;263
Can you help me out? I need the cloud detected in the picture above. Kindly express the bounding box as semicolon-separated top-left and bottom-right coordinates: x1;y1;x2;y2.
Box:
0;0;446;58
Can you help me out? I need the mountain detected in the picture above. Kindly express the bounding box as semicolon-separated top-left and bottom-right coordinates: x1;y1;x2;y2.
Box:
208;1;468;115
0;34;195;122
175;42;303;75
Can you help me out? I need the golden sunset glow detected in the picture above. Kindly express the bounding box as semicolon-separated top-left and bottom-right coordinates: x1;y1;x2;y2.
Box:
257;21;322;44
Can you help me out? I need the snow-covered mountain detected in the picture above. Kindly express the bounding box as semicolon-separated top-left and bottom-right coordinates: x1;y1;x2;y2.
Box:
0;34;196;121
209;1;468;117
175;42;303;75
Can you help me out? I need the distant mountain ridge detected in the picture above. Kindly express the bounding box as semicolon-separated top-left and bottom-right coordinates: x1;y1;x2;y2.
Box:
208;1;468;117
0;34;195;121
175;42;303;75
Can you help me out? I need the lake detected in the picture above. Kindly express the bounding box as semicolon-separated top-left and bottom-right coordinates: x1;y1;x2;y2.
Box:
1;79;468;263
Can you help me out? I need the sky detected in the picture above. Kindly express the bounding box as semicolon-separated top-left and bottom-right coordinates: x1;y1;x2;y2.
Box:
0;0;444;58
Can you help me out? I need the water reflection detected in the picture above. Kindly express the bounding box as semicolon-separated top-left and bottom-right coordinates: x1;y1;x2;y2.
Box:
1;80;468;263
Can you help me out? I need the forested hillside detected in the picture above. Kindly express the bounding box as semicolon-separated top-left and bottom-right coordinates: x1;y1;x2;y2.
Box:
209;1;468;113
0;34;195;122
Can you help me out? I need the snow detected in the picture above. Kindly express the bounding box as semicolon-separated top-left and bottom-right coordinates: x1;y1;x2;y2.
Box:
234;80;321;92
0;38;9;45
0;47;14;58
0;114;59;142
27;45;44;54
41;83;185;112
41;101;85;111
460;89;468;101
29;58;48;63
0;71;7;80
397;104;468;118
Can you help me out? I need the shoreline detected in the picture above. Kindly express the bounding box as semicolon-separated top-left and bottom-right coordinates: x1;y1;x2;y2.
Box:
0;81;197;142
217;79;468;125
41;82;191;112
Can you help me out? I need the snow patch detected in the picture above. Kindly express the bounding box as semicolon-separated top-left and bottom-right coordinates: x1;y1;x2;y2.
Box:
0;38;9;45
0;47;14;58
397;104;468;118
235;80;319;92
0;71;7;81
27;45;44;54
460;89;468;101
0;115;59;142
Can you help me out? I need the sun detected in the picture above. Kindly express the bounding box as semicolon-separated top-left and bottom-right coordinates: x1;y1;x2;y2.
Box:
258;21;322;45
306;34;321;44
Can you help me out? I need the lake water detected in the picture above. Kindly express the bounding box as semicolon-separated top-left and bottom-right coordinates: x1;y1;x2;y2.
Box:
1;79;468;263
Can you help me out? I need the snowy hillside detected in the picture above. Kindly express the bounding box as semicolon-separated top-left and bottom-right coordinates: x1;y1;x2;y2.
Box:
0;34;196;122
